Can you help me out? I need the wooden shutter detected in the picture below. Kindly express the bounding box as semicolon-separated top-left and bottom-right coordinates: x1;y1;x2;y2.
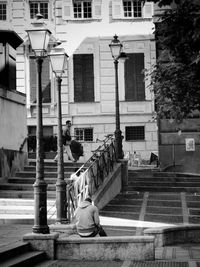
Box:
62;0;73;20
29;58;37;103
112;0;122;19
143;2;153;18
73;54;94;102
93;0;102;19
29;57;51;103
42;57;51;103
125;53;145;101
7;45;16;90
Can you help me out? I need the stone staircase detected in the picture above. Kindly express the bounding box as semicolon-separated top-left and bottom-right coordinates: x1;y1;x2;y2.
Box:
100;169;200;235
0;160;83;199
0;160;84;224
0;241;55;266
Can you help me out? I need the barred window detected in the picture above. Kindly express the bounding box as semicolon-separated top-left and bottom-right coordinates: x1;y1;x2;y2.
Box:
30;1;49;19
0;3;6;20
125;126;145;141
74;1;92;19
123;0;142;18
74;128;93;142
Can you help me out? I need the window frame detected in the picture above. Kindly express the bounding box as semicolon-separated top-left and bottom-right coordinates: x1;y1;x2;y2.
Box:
124;53;145;101
123;0;142;18
0;1;7;21
74;127;93;142
73;0;92;19
112;0;153;20
125;126;145;141
29;1;49;20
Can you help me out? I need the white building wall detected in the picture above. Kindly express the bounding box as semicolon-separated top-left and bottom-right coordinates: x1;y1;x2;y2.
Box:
4;0;158;162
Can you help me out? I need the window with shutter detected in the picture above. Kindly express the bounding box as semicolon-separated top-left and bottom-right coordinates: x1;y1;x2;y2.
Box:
63;0;102;20
112;0;153;19
29;57;51;103
125;53;145;101
73;54;94;102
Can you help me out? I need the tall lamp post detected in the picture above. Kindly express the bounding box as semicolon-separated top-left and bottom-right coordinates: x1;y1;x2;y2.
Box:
109;35;127;160
49;47;69;223
26;14;51;234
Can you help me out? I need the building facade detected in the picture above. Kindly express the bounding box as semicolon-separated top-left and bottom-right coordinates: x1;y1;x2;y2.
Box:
0;0;158;161
0;29;27;180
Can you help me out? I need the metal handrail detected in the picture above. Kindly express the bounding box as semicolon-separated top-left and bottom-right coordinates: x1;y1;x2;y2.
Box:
66;134;117;222
19;136;27;152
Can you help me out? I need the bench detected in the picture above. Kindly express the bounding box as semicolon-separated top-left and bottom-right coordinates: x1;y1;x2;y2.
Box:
55;235;155;261
144;224;200;247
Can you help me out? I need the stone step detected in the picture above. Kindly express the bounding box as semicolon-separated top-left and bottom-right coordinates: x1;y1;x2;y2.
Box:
24;165;80;172
124;185;200;192
14;171;72;178
0;183;56;191
0;190;55;199
8;177;58;184
128;181;200;187
0;205;56;215
0;242;30;261
128;170;200;178
0;198;55;206
28;160;85;167
0;242;47;267
128;177;200;183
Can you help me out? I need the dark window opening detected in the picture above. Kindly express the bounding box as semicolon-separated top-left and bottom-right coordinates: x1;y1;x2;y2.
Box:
0;3;6;20
125;53;145;101
73;54;94;102
125;126;145;141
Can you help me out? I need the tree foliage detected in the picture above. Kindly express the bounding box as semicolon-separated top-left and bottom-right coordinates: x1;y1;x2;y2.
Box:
147;0;200;121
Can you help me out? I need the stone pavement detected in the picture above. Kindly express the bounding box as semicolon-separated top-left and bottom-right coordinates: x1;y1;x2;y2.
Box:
1;224;200;266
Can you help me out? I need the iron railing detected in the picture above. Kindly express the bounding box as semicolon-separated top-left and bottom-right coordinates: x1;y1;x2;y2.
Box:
66;134;117;222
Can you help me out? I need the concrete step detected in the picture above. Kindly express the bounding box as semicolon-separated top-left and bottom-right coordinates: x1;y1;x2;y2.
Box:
24;165;80;172
124;185;200;192
128;180;200;186
8;177;57;184
0;190;55;199
0;183;56;191
0;198;56;224
14;171;72;178
0;242;47;267
128;170;200;178
28;160;85;167
0;242;30;260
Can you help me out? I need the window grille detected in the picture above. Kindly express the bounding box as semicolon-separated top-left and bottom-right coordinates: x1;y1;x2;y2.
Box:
123;0;142;18
30;1;49;19
74;128;93;142
125;126;145;141
0;3;6;20
74;1;92;19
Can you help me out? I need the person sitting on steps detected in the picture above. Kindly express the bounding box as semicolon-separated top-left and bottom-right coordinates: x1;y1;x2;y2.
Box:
74;197;107;237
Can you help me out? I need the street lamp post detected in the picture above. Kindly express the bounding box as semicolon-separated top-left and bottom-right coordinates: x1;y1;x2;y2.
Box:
26;14;51;234
49;48;69;223
109;35;127;160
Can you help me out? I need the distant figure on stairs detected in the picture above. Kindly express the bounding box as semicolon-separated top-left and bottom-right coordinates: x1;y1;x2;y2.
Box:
75;197;107;237
54;120;75;162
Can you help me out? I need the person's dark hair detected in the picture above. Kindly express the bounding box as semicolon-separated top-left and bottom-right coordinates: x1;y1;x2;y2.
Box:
66;120;71;125
85;197;92;203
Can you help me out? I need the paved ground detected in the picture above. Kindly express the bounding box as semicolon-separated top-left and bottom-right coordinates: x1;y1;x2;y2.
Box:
1;224;200;266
